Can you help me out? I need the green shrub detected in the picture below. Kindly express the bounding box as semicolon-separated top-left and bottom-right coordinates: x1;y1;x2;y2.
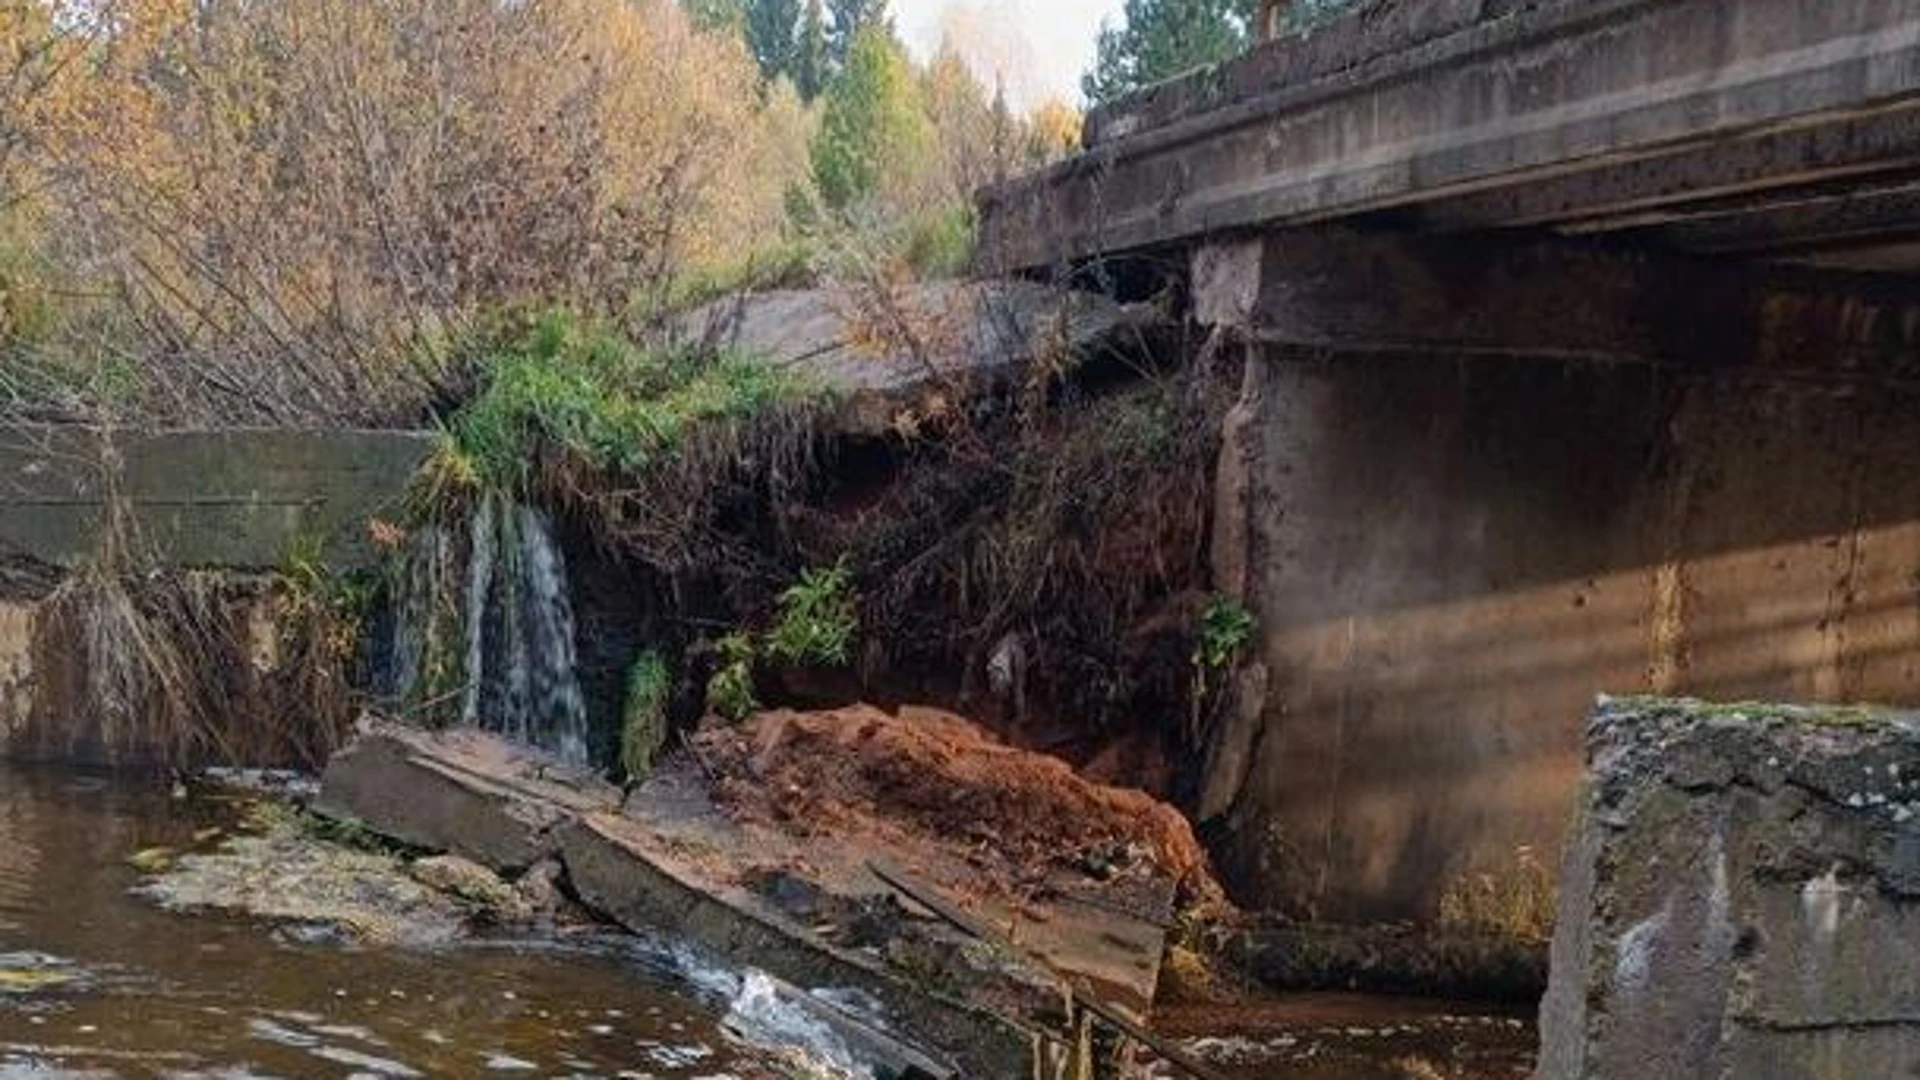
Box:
705;632;760;721
621;651;672;781
1195;595;1256;671
662;240;819;314
766;562;859;668
903;204;976;280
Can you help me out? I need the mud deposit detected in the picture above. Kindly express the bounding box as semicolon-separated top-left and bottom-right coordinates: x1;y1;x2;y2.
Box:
0;764;793;1079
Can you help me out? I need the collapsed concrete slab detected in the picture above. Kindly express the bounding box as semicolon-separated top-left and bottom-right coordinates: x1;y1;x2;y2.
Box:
560;811;1031;1079
313;712;1206;1078
679;283;1163;435
313;719;619;873
1537;697;1920;1079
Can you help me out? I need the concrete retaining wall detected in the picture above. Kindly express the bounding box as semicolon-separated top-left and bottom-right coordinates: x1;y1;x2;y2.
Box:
1536;697;1920;1079
0;426;432;571
1204;345;1920;925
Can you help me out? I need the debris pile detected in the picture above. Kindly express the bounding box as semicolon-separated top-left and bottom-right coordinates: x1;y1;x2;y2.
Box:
697;704;1225;906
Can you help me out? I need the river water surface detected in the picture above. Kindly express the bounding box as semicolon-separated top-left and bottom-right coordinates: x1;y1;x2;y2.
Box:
0;764;787;1079
0;764;1537;1080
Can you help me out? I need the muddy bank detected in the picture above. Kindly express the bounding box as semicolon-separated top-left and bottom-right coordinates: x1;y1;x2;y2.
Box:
0;567;361;770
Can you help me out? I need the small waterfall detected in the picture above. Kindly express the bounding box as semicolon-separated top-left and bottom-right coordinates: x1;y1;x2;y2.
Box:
383;497;590;767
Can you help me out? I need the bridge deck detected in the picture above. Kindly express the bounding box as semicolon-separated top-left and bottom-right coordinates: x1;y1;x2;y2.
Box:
978;0;1920;275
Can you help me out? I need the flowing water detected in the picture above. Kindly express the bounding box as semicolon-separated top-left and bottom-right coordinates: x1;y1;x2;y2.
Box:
0;764;789;1080
0;763;1539;1079
384;499;591;768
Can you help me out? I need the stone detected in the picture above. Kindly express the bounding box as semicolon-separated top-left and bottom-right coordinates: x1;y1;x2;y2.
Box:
313;718;619;874
512;857;567;918
139;812;470;947
408;855;527;920
1536;697;1920;1079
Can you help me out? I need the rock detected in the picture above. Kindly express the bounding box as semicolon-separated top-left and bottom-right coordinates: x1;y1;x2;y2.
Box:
140;813;471;946
409;855;527;920
1536;696;1920;1079
512;857;567;919
127;846;178;874
313;717;619;873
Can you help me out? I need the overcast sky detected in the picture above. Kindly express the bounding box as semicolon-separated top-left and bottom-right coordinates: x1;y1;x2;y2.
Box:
894;0;1126;110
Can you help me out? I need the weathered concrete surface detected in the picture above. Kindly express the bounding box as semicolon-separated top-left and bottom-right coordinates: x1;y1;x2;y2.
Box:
560;812;1032;1079
1536;697;1920;1079
980;0;1920;274
1191;229;1920;365
0;426;432;570
1197;306;1920;927
682;282;1163;434
1180;227;1920;928
313;720;618;873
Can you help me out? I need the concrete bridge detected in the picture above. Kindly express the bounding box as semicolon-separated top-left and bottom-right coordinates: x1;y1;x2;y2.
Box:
984;0;1920;277
980;0;1920;930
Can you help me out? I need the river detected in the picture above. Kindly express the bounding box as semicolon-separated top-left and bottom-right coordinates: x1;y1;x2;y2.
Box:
0;763;1536;1079
0;764;794;1079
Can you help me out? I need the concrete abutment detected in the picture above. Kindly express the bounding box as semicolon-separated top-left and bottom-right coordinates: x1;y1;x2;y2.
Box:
1194;230;1920;929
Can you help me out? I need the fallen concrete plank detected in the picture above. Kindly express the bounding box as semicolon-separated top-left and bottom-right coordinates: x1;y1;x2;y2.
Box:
313;719;618;873
558;811;1038;1080
680;284;1163;435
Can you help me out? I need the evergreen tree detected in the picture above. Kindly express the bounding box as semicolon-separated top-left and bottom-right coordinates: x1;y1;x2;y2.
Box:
1081;0;1260;107
744;0;802;85
825;0;891;71
811;25;929;210
682;0;745;34
795;0;828;101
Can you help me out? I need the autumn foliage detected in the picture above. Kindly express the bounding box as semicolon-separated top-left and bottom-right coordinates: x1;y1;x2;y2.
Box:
0;0;1080;426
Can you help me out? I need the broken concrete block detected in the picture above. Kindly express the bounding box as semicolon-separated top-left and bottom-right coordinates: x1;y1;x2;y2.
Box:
558;812;1034;1080
1537;697;1920;1079
313;719;618;873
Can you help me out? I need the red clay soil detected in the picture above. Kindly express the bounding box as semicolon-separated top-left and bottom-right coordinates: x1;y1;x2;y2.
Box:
695;704;1226;906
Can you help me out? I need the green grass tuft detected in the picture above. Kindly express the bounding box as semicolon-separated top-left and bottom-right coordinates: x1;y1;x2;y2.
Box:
621;651;673;782
705;633;760;722
446;310;819;494
765;562;859;668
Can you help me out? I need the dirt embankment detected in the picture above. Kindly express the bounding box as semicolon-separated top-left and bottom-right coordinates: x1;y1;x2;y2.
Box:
696;704;1227;909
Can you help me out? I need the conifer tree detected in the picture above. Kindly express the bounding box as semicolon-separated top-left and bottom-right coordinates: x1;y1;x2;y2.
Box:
795;0;828;101
1081;0;1260;106
744;0;802;84
825;0;891;71
811;25;929;210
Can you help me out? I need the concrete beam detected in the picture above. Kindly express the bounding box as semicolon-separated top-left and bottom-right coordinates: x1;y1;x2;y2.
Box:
0;426;432;570
978;0;1920;272
1191;229;1920;371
